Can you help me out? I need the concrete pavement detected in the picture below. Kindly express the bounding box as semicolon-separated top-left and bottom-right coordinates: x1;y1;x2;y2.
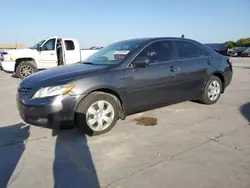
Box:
0;58;249;188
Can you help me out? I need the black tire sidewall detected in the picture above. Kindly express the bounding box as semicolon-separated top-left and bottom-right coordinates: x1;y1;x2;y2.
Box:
16;61;37;80
202;76;222;105
76;92;119;136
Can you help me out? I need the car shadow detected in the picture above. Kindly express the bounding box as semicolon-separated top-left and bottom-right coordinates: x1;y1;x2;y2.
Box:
0;123;30;188
11;74;18;79
52;128;100;188
240;102;250;124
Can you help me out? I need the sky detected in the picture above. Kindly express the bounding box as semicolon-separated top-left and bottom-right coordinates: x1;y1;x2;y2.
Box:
2;0;250;47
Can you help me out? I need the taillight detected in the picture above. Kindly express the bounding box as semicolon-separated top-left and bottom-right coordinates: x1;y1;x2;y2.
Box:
227;59;232;66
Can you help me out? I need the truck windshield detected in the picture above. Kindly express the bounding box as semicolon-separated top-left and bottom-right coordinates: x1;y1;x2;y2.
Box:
82;39;146;65
30;40;46;49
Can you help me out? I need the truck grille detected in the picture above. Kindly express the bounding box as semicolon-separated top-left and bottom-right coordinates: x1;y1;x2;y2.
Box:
18;87;31;97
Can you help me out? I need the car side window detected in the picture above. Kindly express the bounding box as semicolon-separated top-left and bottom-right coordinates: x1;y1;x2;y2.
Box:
64;40;75;50
137;41;175;63
175;41;199;59
199;47;209;57
42;38;56;51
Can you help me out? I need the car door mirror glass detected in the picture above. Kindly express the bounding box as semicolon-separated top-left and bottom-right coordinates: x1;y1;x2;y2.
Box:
37;45;42;51
132;57;151;68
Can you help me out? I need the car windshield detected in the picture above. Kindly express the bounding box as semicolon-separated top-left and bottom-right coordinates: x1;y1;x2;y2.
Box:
81;40;145;65
243;48;250;52
30;40;46;49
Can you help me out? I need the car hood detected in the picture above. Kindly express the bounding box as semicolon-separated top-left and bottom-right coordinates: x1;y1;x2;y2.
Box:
7;48;37;57
21;63;110;87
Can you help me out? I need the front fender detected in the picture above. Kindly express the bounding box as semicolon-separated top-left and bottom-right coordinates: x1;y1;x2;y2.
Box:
71;72;128;118
14;58;37;73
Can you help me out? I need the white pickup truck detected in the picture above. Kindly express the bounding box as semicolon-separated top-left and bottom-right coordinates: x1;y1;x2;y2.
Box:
1;36;100;79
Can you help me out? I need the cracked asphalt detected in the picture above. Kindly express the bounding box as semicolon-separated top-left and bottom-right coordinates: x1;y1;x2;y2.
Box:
0;58;250;188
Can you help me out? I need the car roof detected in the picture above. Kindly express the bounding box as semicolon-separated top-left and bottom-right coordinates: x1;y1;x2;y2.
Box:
116;37;201;44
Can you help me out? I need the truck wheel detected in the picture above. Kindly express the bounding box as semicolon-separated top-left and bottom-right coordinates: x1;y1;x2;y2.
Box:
200;75;222;105
75;92;120;136
16;61;37;79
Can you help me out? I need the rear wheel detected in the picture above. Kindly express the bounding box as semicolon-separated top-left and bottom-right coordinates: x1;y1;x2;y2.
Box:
16;61;37;79
75;92;119;136
200;75;222;105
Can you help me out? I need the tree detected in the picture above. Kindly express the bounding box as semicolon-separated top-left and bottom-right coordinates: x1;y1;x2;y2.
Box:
236;38;250;47
225;38;250;48
225;41;235;48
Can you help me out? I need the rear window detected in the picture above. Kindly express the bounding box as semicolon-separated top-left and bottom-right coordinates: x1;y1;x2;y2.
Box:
175;41;199;59
65;40;75;50
199;48;209;57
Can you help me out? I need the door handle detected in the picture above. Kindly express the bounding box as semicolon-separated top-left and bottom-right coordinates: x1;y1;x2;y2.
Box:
50;53;55;56
168;66;179;72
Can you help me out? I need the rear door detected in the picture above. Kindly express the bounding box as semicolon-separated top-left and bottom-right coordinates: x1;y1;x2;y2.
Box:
63;39;81;65
38;38;57;68
174;40;211;100
124;40;178;113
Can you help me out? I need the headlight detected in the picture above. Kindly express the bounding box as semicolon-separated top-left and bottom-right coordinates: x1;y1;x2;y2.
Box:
32;84;74;99
3;54;13;61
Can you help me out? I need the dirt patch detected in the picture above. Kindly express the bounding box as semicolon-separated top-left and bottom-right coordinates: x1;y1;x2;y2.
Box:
133;117;158;126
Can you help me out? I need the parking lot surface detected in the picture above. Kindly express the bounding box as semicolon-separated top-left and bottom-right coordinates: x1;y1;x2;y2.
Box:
0;58;249;188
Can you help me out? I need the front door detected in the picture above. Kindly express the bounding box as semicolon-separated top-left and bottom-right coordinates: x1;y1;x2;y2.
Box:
174;40;211;101
38;38;57;69
125;40;178;114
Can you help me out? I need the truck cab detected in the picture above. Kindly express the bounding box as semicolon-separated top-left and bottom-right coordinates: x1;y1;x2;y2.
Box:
1;36;99;79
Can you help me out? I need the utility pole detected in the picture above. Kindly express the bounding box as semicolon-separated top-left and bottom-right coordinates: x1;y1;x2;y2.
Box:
15;37;18;49
33;36;36;44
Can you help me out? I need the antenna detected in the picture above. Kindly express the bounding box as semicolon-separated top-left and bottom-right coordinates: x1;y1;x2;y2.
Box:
181;34;185;38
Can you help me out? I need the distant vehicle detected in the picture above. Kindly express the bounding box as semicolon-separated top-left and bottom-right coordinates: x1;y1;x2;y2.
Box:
0;51;8;67
205;43;228;56
1;36;100;79
241;48;250;57
228;47;247;57
89;46;104;50
17;37;233;136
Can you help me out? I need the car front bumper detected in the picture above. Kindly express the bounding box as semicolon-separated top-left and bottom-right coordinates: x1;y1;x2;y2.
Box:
2;60;15;72
16;94;84;129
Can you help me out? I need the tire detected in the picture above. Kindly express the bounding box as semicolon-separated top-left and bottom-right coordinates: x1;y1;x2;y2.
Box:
16;61;37;80
75;92;120;136
200;75;222;105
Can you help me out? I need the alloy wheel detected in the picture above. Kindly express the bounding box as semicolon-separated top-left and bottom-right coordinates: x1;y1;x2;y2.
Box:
207;80;220;101
86;100;115;131
20;65;33;78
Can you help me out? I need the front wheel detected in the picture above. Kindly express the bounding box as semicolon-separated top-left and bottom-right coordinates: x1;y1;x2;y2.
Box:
75;92;119;136
200;75;222;105
16;61;37;79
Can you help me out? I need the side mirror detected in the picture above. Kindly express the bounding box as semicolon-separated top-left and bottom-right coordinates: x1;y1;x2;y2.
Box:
37;45;42;51
132;57;151;68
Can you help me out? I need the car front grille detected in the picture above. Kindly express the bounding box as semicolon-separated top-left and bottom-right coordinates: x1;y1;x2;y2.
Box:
18;87;31;97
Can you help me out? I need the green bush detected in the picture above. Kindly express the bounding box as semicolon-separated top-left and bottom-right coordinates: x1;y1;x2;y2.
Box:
225;38;250;48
